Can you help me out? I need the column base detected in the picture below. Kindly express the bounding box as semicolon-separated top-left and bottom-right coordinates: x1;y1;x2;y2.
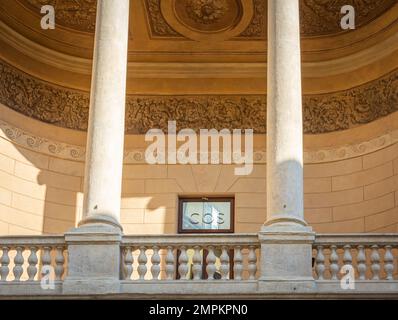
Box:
63;223;122;295
78;213;123;231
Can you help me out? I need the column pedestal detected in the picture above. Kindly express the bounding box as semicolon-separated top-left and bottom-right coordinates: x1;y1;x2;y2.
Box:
62;224;122;295
258;227;316;293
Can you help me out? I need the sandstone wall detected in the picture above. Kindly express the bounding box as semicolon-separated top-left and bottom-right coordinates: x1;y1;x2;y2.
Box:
1;106;397;235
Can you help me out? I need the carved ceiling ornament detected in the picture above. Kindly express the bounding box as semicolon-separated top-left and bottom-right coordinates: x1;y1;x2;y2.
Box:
174;0;242;32
21;0;97;32
186;0;230;24
14;0;397;37
145;0;396;38
299;0;397;36
0;60;398;135
145;0;183;37
237;0;265;38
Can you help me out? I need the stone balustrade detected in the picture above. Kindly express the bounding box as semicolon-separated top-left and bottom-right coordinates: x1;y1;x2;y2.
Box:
121;234;260;281
0;233;397;298
0;236;66;296
313;234;398;281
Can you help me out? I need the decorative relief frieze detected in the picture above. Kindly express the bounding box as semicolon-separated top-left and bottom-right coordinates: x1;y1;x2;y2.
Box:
303;70;398;133
1;60;398;135
2;119;398;164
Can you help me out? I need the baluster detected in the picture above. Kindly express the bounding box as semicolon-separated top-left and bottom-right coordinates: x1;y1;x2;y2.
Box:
178;247;188;280
27;246;38;281
206;246;217;280
55;246;65;281
233;246;243;281
371;245;381;280
151;246;161;280
0;246;10;281
192;246;202;280
357;245;366;280
384;245;394;281
220;246;230;280
13;246;24;281
41;246;52;281
165;246;175;280
137;247;147;280
343;245;352;266
330;245;339;280
248;246;257;280
315;245;325;280
123;247;133;280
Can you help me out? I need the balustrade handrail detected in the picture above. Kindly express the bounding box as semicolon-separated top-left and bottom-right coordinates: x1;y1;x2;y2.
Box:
314;233;398;246
0;235;66;246
121;233;259;246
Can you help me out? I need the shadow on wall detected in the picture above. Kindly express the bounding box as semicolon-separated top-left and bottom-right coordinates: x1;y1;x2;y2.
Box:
0;132;173;235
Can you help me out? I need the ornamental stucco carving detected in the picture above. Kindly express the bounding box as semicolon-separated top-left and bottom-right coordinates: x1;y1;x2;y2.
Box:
16;0;397;37
144;0;396;38
300;0;397;36
145;0;183;37
1;60;397;135
238;0;265;38
185;0;230;24
22;0;97;32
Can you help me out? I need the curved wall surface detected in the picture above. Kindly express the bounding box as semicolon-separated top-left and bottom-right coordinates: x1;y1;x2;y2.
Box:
1;104;397;235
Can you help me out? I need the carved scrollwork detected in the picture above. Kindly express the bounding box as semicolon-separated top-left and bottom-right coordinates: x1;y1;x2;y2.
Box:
299;0;397;36
0;60;397;135
145;0;183;37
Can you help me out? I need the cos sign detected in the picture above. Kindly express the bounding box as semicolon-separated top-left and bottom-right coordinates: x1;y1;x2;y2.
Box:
178;197;234;233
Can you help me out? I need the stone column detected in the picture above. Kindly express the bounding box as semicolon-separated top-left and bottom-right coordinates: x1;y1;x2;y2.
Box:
265;0;306;229
258;0;315;291
80;0;130;229
63;0;130;295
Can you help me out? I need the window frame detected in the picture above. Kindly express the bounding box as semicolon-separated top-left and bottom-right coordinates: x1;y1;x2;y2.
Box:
177;196;235;234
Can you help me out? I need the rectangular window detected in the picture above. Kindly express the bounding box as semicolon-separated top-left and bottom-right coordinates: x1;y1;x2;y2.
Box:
178;197;234;233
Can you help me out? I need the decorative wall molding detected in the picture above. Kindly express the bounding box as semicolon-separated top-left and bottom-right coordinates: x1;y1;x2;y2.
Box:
0;120;86;161
1;60;398;135
1;119;398;165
